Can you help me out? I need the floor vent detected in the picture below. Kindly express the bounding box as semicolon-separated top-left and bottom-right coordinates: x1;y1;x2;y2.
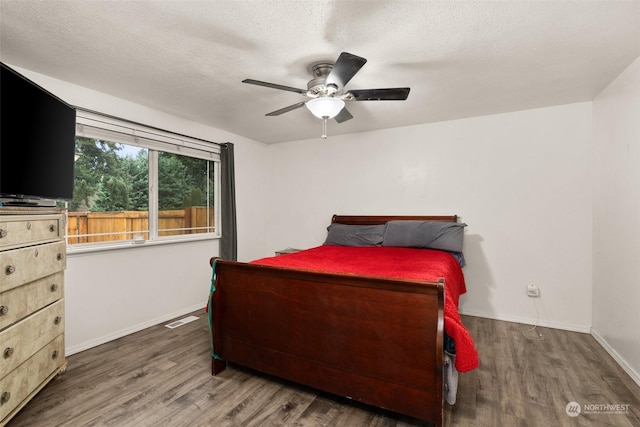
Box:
165;315;199;329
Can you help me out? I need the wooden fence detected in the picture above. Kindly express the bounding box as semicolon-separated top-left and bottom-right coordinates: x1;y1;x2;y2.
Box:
67;207;214;244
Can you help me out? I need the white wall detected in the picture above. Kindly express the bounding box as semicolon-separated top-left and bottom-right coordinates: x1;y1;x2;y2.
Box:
592;56;640;384
11;66;271;354
16;63;638;385
268;103;593;332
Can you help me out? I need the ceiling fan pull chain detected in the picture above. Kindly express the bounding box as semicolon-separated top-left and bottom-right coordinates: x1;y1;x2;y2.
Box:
322;117;328;139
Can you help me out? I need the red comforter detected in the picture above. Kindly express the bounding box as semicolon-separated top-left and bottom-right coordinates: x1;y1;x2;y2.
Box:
251;245;479;372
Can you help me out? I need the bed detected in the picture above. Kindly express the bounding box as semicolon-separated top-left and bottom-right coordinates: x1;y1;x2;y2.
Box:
207;215;478;426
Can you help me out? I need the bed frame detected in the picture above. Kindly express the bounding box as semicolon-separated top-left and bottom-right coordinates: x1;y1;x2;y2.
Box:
209;215;458;426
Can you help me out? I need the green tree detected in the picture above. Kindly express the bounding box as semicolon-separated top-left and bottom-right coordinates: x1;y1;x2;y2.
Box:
158;153;193;210
175;156;214;207
123;151;148;210
93;176;130;211
71;137;123;211
183;187;203;207
71;139;212;213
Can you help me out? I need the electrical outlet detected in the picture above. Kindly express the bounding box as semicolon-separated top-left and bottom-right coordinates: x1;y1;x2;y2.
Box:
527;284;540;298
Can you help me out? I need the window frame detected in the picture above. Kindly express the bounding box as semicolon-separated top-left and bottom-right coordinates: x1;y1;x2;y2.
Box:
68;110;221;254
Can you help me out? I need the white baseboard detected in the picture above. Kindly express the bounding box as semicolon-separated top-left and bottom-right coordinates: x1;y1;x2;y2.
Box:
459;309;592;333
591;329;640;388
65;303;206;356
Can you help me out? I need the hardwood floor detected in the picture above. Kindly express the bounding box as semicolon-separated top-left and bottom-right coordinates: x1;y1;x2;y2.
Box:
7;312;640;427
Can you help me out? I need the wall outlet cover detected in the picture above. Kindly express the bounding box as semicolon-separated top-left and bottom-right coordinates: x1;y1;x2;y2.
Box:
527;284;540;297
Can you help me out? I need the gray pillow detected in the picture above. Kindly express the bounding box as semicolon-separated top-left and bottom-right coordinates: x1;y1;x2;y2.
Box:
324;223;386;246
447;251;466;268
382;220;467;252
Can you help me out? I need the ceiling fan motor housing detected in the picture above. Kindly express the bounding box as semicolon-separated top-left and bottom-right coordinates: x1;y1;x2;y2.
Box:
307;62;337;96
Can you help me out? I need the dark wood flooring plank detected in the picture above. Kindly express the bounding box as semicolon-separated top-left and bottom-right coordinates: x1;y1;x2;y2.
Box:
6;312;640;427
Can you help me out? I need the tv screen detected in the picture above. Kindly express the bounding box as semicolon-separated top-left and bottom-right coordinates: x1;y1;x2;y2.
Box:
1;62;76;204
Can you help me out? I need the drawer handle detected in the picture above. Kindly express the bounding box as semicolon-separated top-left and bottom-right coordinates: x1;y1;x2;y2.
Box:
0;305;7;316
52;350;59;360
0;229;6;238
57;253;63;261
49;224;56;232
5;265;15;275
0;391;10;404
51;283;58;292
54;316;62;325
26;222;32;230
3;347;14;359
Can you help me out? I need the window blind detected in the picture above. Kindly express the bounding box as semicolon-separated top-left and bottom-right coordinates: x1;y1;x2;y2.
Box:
75;109;220;161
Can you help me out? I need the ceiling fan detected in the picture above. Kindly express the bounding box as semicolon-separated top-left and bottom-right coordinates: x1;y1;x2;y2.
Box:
242;52;410;138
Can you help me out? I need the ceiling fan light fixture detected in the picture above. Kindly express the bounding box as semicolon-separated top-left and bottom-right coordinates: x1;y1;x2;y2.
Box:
305;97;345;119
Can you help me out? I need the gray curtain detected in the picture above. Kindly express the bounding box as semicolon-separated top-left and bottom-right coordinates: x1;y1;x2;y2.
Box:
220;142;237;261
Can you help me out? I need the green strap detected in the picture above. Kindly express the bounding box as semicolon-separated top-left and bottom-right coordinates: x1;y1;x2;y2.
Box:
208;259;222;360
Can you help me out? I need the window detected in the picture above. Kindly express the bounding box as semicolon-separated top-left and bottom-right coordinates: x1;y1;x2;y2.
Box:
68;110;220;249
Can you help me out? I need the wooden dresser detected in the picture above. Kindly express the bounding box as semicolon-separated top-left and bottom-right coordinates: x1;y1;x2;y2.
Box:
0;208;67;426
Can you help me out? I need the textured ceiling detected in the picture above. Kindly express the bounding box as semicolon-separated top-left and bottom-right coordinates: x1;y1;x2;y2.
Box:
1;1;639;144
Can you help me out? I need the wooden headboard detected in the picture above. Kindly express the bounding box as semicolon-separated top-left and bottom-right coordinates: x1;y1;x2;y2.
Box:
331;214;458;225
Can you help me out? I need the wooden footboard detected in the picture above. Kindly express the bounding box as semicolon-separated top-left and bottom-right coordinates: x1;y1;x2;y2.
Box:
209;259;445;426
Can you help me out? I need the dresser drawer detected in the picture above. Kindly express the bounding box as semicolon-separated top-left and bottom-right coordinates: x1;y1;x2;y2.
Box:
0;334;64;423
0;300;64;380
0;214;64;251
0;241;65;294
0;272;63;332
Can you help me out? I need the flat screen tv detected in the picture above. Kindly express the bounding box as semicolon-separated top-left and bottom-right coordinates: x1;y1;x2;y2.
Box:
1;62;76;206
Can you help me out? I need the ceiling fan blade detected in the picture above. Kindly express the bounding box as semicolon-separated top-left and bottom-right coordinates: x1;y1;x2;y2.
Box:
242;79;307;94
325;52;367;89
347;87;410;101
334;107;353;123
265;101;306;116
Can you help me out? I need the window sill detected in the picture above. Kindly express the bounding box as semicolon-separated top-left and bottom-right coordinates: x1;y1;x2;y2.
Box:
66;233;220;256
